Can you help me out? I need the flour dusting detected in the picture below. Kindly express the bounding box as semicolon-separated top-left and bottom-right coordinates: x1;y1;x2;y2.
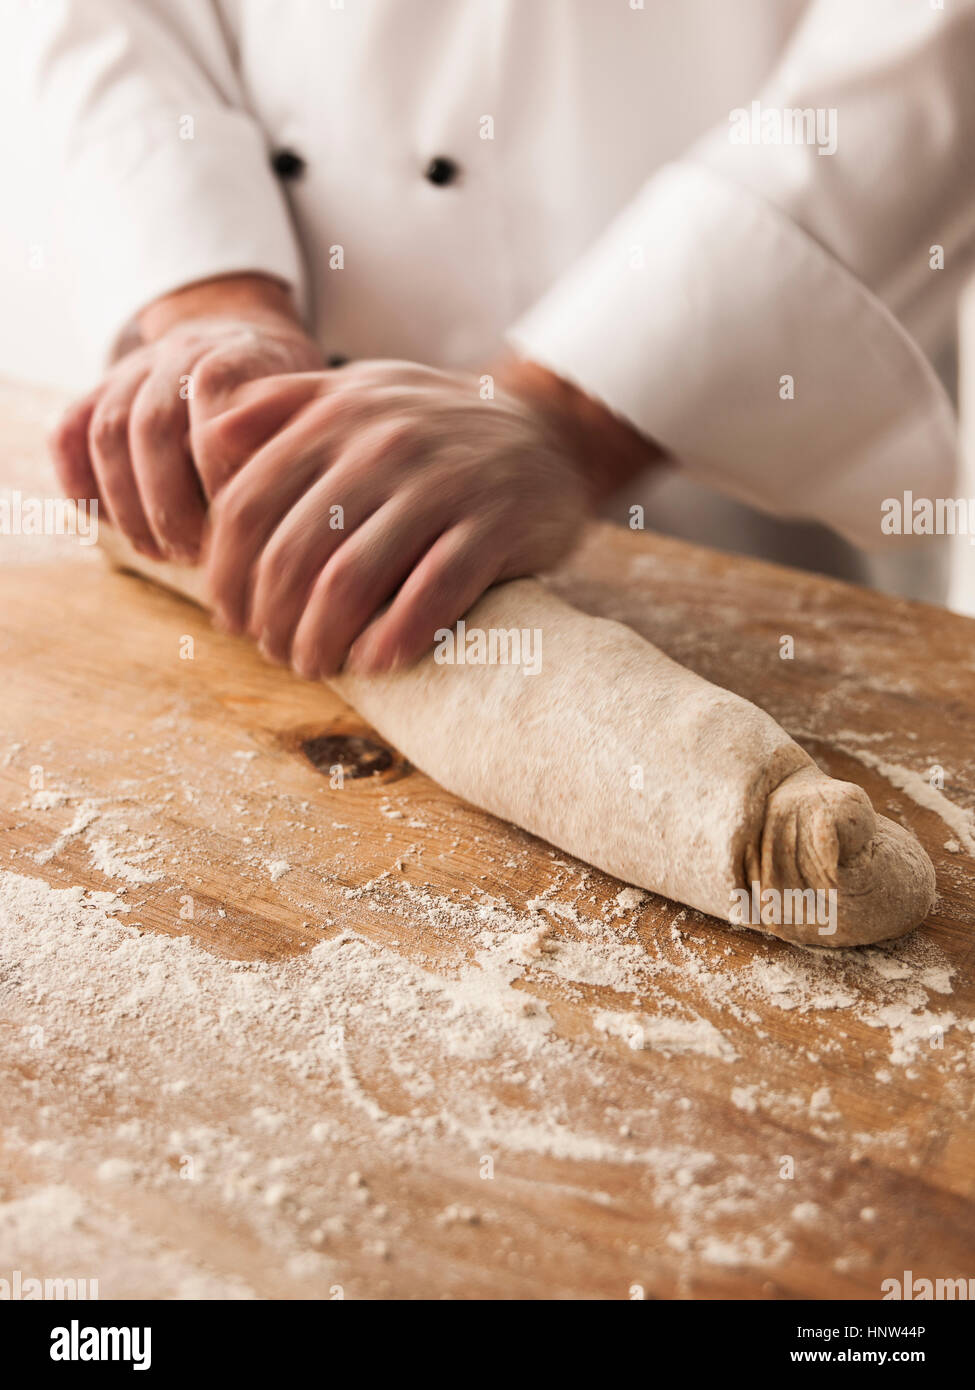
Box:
2;849;971;1298
839;745;975;855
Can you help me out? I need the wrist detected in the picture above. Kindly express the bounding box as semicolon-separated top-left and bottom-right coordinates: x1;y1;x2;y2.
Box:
137;272;307;343
494;358;665;504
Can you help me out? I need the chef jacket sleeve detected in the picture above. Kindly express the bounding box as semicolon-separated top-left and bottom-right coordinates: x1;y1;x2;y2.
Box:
507;0;974;550
10;0;305;369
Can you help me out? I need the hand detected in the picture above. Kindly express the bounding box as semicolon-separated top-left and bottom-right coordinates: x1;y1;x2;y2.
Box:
202;359;600;677
48;275;323;561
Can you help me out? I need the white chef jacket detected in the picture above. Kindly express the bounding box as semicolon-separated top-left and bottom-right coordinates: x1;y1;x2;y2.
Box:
8;0;975;552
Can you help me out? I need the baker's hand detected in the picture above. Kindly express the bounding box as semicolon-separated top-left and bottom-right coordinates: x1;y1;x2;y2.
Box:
203;357;659;677
48;274;322;561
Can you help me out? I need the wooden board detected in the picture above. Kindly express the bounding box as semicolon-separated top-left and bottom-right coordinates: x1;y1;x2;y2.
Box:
1;380;974;1300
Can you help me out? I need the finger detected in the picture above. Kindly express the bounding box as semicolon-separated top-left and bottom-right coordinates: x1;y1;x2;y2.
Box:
192;372;326;498
244;411;425;654
88;364;161;556
346;522;504;674
187;344;264;422
190;338;322;431
204;399;343;633
247;464;391;663
48;395;100;507
289;496;454;679
129;368;205;561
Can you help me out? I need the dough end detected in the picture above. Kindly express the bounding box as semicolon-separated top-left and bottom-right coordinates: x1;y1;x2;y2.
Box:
744;767;936;947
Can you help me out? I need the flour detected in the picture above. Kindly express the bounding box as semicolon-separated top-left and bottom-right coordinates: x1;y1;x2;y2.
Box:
97;1158;137;1184
791;1202;821;1223
609;887;647;918
863;1003;959;1065
594;1009;738;1062
33;800;101;864
809;1086;835;1117
919;966;953;994
699;1233;793;1268
435;1203;482;1226
89;836;163;885
840;745;975;855
0;867;724;1291
731;1086;759;1113
1;855;971;1297
29;788;68;810
744;957;859;1013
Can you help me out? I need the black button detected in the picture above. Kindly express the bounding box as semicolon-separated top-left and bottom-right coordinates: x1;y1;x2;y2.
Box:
327;354;349;368
271;148;305;180
424;156;459;186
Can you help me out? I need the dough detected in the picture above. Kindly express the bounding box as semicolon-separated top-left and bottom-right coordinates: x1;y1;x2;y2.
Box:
96;530;936;947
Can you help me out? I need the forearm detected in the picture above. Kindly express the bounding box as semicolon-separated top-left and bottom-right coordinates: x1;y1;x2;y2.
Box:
495;358;666;506
137;272;309;343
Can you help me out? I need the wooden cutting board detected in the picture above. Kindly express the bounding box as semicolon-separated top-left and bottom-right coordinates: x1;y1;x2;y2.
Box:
1;380;973;1300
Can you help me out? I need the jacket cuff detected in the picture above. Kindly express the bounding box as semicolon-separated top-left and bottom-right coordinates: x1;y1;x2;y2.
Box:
62;106;305;370
506;161;956;551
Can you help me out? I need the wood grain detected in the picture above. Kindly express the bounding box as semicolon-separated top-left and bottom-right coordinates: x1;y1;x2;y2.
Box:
1;381;973;1300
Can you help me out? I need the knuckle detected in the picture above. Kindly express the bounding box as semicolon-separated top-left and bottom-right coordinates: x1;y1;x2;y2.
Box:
51;455;85;497
290;632;318;676
206;408;247;456
255;543;291;601
306;390;352;432
215;481;264;539
131;401;178;451
195;352;243;400
190;416;230;476
47;412;78;458
365;415;420;457
192;421;240;498
318;550;357;604
147;512;177;548
147;499;187;545
90;406;129;456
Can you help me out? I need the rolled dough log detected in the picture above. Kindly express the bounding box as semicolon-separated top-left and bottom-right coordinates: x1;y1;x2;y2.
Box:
96;528;935;947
